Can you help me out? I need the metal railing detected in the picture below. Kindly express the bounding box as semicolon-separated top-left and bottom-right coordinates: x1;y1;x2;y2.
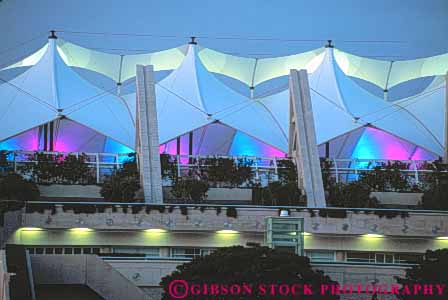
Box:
2;150;446;186
328;158;446;185
3;151;132;184
165;154;287;186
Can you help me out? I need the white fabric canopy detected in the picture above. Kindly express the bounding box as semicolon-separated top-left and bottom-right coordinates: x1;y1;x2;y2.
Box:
155;44;250;143
231;47;445;155
3;38;447;91
0;38;135;148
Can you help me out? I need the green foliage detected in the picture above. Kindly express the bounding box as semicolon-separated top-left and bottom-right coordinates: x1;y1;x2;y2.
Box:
100;161;140;202
0;173;39;201
160;154;178;180
254;181;304;206
0;150;10;170
205;157;254;187
0;200;25;226
327;181;379;208
171;178;209;203
320;158;333;189
160;246;339;300
420;160;448;210
359;161;411;192
395;249;448;300
226;207;237;218
318;209;347;218
252;159;303;206
23;152;95;185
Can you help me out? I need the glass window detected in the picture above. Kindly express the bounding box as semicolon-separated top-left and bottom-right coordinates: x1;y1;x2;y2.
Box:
74;248;82;254
28;248;35;255
35;248;44;255
385;254;394;264
375;253;385;263
265;217;304;255
64;248;73;254
83;248;92;254
346;252;375;263
113;247;160;257
306;251;335;262
171;248;214;259
45;248;54;254
396;253;421;264
92;248;100;255
54;248;63;255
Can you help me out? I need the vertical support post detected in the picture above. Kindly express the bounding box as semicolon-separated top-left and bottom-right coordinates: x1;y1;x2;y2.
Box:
49;121;54;152
43;124;48;151
413;161;419;184
96;153;100;184
288;69;326;208
444;71;448;163
325;142;330;159
176;137;181;155
189;131;193;164
333;158;339;183
136;65;163;203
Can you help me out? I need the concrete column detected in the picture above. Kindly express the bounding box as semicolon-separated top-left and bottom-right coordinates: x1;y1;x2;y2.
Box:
135;65;163;204
444;71;448;163
288;69;326;208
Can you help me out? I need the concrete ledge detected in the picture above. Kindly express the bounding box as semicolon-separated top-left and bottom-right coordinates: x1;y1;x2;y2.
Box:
163;187;252;202
371;192;423;206
19;204;448;238
39;185;102;199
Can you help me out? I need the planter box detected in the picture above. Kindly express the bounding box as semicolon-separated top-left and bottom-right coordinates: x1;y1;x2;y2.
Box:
163;187;252;202
370;191;423;207
38;184;102;199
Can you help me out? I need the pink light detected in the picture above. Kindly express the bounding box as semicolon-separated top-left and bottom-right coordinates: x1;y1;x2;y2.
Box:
411;147;437;161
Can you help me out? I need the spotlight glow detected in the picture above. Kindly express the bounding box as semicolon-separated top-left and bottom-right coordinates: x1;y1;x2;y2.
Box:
363;233;384;238
216;230;239;234
144;229;167;233
70;228;93;232
20;227;42;231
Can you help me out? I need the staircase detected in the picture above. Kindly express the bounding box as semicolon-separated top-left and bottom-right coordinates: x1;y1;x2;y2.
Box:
31;255;149;300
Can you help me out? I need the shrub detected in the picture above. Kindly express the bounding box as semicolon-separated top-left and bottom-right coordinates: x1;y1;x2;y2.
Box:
160;154;178;180
171;178;209;203
59;154;95;184
327;181;378;208
359;161;411;192
420;160;448;210
100;161;140;202
205;157;253;187
257;181;303;206
21;152;95;185
226;207;237;218
160;246;340;300
0;173;39;201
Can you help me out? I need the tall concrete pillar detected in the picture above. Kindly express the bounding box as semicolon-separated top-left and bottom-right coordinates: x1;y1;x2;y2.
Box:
135;65;163;203
288;69;326;208
444;71;448;163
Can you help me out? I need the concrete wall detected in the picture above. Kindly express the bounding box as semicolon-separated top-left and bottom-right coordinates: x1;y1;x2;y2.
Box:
0;250;10;300
38;185;102;199
21;205;448;238
371;192;423;206
31;255;150;300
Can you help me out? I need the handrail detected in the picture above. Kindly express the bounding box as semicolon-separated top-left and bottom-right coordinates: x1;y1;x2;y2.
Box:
98;256;417;267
